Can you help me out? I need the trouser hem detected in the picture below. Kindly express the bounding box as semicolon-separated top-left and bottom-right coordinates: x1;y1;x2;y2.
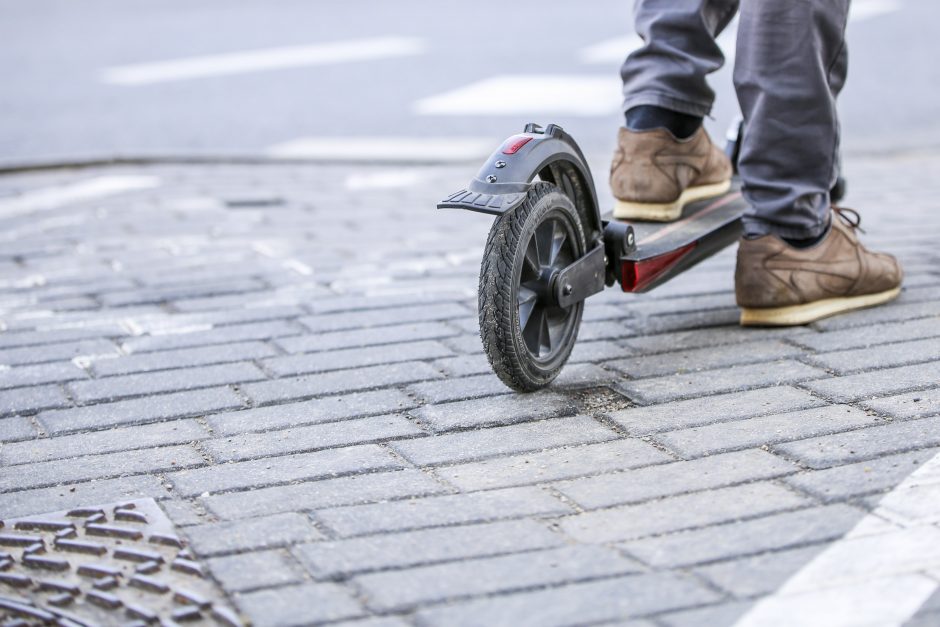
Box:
622;92;713;118
741;217;830;240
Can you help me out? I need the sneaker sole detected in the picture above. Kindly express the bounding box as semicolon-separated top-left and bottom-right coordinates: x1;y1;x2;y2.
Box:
739;286;902;327
612;180;732;222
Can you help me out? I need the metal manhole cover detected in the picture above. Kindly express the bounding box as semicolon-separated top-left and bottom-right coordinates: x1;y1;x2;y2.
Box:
0;498;242;626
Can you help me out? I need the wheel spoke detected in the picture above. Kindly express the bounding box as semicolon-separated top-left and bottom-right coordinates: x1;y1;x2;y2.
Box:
535;220;554;266
517;286;538;330
523;237;540;281
539;311;552;356
550;221;568;266
522;306;544;355
545;308;567;353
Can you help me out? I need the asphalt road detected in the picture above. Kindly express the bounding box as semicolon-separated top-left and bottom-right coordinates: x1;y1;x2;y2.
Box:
1;0;938;166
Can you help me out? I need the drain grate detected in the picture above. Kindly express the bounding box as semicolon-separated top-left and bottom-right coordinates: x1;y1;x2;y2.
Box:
0;498;242;626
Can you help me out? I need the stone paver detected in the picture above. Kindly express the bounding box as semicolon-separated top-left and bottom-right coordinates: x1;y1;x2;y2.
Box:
559;482;808;543
652;405;880;458
389;415;617;466
0;158;937;626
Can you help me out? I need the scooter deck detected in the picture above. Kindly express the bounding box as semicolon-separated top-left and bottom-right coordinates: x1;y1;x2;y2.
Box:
608;181;747;293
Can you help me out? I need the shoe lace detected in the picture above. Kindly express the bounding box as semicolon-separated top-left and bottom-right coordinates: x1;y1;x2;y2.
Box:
833;206;866;234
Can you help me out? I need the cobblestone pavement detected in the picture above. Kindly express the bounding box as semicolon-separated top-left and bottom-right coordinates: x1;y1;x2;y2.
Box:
0;152;938;627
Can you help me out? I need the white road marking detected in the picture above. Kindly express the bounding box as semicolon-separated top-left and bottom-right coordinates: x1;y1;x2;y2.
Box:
100;37;425;86
344;169;425;191
852;0;902;21
579;26;736;65
267;137;495;162
415;75;621;116
733;450;940;627
0;176;159;220
579;33;644;64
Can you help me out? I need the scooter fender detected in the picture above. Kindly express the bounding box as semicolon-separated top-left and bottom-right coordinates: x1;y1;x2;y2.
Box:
437;123;604;244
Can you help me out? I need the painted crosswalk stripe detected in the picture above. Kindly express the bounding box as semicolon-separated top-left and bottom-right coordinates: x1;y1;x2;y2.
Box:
851;0;902;21
414;75;621;116
266;137;495;163
733;449;940;627
100;37;425;86
0;176;160;220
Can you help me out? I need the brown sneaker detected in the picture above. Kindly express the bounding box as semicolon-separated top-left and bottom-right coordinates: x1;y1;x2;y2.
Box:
610;125;733;222
735;208;903;326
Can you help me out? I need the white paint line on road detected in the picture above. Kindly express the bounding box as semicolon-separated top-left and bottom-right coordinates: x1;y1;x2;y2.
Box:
100;37;425;86
415;75;621;116
580;30;738;65
267;137;496;162
852;0;902;21
344;169;425;191
733;450;940;627
579;33;645;64
0;176;160;220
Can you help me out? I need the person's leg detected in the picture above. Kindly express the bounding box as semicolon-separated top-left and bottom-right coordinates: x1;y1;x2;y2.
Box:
733;0;903;326
734;0;850;240
611;0;738;222
622;0;740;121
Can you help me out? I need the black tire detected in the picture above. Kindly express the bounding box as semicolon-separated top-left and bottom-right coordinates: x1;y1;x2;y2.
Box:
479;183;586;392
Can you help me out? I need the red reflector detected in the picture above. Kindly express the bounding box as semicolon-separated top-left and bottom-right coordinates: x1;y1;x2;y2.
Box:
501;135;533;155
621;243;697;292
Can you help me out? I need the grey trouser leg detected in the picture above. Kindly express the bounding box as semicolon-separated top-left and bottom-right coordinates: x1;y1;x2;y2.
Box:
621;0;851;239
622;0;740;117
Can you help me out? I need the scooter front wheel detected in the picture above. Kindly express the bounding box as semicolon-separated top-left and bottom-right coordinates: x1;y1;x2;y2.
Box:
479;183;586;392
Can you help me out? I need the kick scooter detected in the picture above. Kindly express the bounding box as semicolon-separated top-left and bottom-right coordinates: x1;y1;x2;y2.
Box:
438;122;843;392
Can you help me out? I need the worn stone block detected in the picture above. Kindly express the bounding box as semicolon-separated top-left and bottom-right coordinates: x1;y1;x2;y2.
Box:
294;519;562;579
1;418;209;465
807;338;940;375
0;444;205;492
242;362;442;405
354;545;642;611
203;469;448;520
317;487;571;538
617;360;827;404
413;573;719;626
437;439;671;492
184;512;323;556
275;322;460;354
206;388;416;435
653;405;878;458
0;361;87;390
773;416;940;469
92;340;277;377
0;384;70;417
390;415;616;467
168;444;402;497
235;582;363;627
208;549;306;592
262;340;453;377
608;340;801;379
608;386;824;435
862;389;940;420
412;392;576;433
802;362;939;403
68;361;266;403
39;387;244;434
203;414;423;462
620;504;862;568
555;449;796;510
783;448;940;500
559;482;808;543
